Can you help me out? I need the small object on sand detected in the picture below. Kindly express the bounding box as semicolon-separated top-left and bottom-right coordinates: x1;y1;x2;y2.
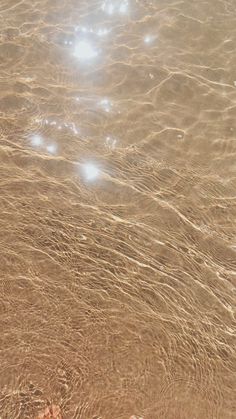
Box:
35;404;62;419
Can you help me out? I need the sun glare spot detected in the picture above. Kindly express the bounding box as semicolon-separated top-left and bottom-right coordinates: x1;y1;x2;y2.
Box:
119;1;128;14
73;40;98;61
106;135;117;149
46;144;57;154
30;134;43;147
102;1;129;15
97;28;109;36
144;34;156;44
82;163;100;181
99;98;113;112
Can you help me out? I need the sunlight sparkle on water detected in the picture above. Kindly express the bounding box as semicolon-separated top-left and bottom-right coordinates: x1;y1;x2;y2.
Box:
99;98;113;112
97;28;110;36
102;2;114;14
71;123;80;134
144;35;156;44
73;40;98;61
75;26;110;37
119;1;129;13
30;134;43;147
106;135;117;149
82;163;100;181
102;1;129;15
46;144;57;154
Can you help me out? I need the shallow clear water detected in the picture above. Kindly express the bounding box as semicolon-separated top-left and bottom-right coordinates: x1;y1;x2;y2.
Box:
0;0;236;418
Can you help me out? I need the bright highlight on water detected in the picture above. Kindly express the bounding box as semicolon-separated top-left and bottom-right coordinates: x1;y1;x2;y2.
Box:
82;163;100;181
73;41;98;61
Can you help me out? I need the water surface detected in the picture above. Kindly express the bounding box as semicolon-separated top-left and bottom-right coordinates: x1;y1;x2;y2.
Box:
0;0;236;418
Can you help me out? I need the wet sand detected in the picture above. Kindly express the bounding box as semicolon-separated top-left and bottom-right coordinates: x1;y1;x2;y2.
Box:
0;0;236;418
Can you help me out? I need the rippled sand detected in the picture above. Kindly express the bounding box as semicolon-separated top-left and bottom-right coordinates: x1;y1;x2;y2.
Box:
0;0;236;418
